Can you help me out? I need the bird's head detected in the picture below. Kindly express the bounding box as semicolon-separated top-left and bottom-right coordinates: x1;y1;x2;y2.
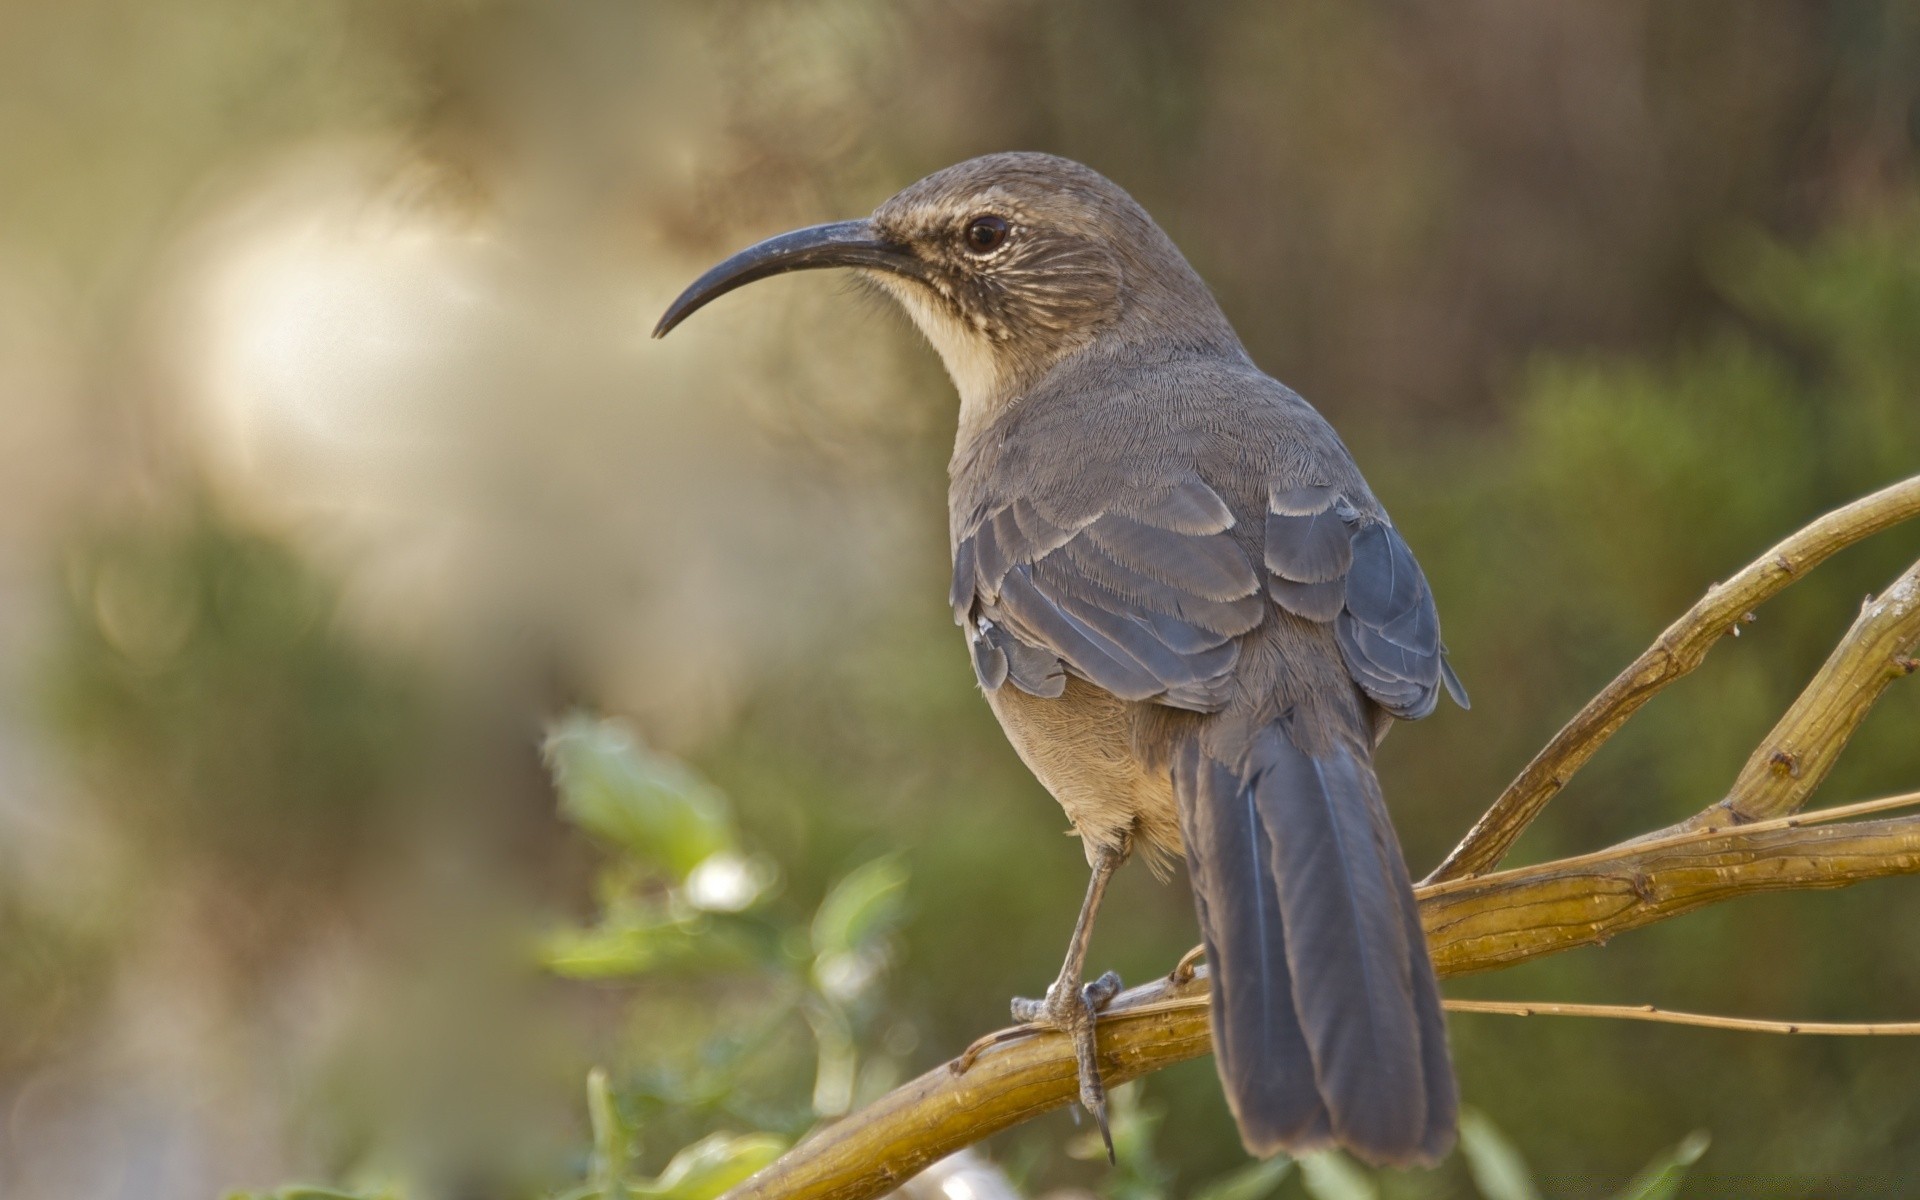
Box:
654;153;1237;430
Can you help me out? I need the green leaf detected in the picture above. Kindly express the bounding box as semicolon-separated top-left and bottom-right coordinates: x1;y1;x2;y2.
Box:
544;715;733;878
635;1133;787;1200
810;856;908;960
1459;1109;1540;1200
1298;1151;1377;1200
1608;1131;1710;1200
1190;1156;1294;1200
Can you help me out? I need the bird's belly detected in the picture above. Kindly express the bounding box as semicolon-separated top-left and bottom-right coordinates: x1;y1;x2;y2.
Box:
984;675;1184;876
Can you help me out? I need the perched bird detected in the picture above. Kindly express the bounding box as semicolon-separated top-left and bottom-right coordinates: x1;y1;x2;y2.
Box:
655;153;1468;1166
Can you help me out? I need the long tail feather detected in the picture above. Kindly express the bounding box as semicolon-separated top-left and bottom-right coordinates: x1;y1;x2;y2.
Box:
1174;740;1329;1151
1175;723;1456;1165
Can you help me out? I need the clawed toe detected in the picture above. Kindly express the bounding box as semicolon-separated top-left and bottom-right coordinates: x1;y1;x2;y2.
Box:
1001;971;1122;1163
1082;969;1122;1008
953;968;1125;1082
1071;981;1115;1163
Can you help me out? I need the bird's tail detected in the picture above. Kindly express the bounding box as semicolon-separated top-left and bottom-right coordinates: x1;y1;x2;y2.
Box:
1172;721;1455;1166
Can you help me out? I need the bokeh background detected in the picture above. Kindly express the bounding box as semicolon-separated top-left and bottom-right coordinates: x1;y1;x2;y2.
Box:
4;2;1920;1197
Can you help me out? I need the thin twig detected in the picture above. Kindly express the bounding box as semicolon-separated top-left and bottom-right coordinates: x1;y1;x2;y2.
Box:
1426;473;1920;885
1444;999;1920;1036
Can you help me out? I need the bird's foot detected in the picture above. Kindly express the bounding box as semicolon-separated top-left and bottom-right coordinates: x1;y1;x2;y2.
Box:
1011;969;1123;1161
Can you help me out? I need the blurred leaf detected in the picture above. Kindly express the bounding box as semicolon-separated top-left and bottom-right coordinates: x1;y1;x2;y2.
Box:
1298;1152;1377;1200
540;912;760;980
545;715;734;878
587;1067;633;1198
635;1132;787;1200
805;1000;857;1117
1607;1131;1710;1200
1104;1079;1169;1189
1459;1109;1540;1200
810;856;908;960
1190;1156;1293;1200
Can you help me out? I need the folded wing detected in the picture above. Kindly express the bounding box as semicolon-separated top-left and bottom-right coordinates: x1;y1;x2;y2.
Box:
1265;485;1468;720
953;473;1266;711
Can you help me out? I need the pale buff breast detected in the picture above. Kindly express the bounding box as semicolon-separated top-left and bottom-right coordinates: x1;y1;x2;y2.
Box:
984;675;1185;878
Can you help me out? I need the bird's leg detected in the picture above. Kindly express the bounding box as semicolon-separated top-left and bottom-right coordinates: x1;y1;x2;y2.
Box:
947;836;1129;1144
1007;836;1129;1159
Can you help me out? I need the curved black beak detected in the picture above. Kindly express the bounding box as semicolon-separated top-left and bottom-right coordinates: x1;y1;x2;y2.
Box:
652;219;923;338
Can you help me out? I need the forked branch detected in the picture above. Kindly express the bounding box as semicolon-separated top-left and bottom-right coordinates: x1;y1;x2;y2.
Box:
1682;557;1920;832
1427;473;1920;884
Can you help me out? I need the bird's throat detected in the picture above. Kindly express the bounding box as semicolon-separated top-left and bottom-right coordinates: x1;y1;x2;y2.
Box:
871;273;1020;447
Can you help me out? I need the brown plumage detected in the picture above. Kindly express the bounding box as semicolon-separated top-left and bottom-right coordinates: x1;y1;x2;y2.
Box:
655;152;1469;1167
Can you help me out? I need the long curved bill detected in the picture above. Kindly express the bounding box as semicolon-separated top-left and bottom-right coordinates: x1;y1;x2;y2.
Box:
652;219;923;338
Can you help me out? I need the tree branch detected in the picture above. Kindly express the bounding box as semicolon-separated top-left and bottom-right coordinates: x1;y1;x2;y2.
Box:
716;479;1920;1200
1426;473;1920;884
720;804;1920;1200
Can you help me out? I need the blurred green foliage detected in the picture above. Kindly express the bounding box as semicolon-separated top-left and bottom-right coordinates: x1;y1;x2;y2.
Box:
40;500;425;893
0;889;111;1076
540;715;909;1175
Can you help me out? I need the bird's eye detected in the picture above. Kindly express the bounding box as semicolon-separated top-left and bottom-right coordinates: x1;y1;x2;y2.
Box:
963;215;1009;254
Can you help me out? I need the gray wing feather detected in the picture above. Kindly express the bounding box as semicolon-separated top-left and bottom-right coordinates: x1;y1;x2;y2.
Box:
954;473;1260;710
1120;473;1238;533
1268;576;1347;622
1057;539;1265;635
956;472;1467;721
971;617;1064;697
950;535;978;620
994;568;1169;701
1338;523;1462;719
1263;489;1468;720
1266;485;1356;582
1084;514;1259;600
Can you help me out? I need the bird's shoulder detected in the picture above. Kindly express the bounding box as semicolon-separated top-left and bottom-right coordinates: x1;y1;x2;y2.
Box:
946;351;1466;721
950;353;1376;537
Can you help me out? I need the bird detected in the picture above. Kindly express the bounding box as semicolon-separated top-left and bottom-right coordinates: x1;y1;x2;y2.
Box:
653;152;1468;1167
